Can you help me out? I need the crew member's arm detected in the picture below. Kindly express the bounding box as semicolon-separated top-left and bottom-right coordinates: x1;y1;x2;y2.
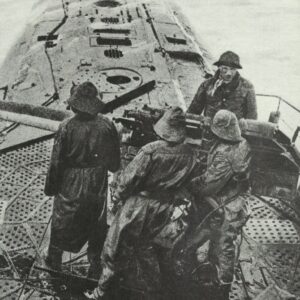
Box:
187;81;207;115
114;148;151;201
191;153;233;197
245;83;257;119
44;122;67;196
106;121;121;173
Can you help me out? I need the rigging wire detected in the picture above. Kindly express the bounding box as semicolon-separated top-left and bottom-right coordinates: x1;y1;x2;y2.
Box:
17;215;53;300
43;0;69;101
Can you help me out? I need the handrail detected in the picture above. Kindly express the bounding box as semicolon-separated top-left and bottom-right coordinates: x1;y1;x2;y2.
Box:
256;93;300;114
292;127;300;144
256;93;300;145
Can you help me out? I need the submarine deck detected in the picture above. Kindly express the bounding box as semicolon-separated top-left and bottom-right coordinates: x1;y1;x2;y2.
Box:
0;138;299;299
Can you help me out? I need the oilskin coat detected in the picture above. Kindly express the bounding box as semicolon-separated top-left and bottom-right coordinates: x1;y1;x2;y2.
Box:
99;140;198;296
187;71;257;120
188;137;251;284
44;114;120;253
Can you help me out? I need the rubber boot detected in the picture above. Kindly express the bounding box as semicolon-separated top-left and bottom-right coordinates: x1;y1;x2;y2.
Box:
45;244;63;271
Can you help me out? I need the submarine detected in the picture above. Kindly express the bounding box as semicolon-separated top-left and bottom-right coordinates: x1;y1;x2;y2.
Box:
0;0;299;299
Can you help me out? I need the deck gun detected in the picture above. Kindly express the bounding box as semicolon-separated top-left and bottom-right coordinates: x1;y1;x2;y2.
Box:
114;104;212;147
115;107;300;201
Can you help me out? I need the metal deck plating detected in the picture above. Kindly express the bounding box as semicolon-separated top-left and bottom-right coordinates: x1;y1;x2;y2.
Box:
0;139;299;299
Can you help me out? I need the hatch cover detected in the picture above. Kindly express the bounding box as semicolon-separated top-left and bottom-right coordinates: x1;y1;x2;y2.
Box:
95;0;121;7
74;67;143;94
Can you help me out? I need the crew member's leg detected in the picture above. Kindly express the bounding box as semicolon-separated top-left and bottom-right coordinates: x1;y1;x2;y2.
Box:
211;198;248;299
87;213;108;279
46;232;63;270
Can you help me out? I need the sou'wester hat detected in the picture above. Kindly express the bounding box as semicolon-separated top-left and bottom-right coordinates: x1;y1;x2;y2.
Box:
214;51;242;69
67;81;104;115
154;106;186;143
211;110;242;142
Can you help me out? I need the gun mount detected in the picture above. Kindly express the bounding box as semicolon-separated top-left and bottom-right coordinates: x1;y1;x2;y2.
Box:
115;106;300;202
114;105;212;147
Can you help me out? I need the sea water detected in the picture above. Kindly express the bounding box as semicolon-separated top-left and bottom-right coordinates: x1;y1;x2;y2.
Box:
175;0;300;140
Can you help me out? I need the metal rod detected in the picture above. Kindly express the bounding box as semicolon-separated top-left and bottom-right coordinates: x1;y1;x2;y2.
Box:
0;93;58;136
292;126;300;143
238;262;251;300
256;93;300;114
17;216;53;299
0;111;60;132
259;267;269;287
62;251;87;265
0;242;20;278
0;100;71;121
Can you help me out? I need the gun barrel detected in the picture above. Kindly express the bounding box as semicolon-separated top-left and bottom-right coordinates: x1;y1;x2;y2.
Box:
102;80;156;114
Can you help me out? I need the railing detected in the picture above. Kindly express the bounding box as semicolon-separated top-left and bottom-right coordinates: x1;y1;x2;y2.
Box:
256;93;300;148
256;93;300;114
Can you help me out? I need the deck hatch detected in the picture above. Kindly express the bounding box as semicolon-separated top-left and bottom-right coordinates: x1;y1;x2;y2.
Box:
93;28;130;34
74;68;142;94
166;35;187;45
96;36;132;46
95;0;121;7
37;35;58;42
106;75;131;85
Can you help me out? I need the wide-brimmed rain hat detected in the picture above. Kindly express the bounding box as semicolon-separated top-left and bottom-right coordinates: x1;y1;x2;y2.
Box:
214;51;242;69
211;110;242;142
67;81;104;115
154;106;186;143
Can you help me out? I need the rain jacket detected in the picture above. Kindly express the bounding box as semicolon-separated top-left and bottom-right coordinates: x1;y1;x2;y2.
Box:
187;71;257;120
185;137;251;283
99;140;198;294
44;114;120;253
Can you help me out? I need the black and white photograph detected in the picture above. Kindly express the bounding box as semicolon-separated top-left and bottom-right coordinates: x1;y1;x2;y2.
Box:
0;0;299;299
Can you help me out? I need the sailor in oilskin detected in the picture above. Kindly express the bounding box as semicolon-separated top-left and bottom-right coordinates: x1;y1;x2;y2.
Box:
92;107;198;299
186;110;251;299
188;51;257;120
44;82;120;278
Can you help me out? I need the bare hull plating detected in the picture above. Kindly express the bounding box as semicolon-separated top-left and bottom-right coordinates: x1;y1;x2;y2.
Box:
0;0;299;299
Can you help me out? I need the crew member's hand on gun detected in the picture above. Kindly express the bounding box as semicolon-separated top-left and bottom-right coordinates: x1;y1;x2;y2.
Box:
84;287;104;299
